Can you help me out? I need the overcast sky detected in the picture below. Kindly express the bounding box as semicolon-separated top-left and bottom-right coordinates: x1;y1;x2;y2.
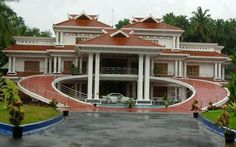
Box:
6;0;236;34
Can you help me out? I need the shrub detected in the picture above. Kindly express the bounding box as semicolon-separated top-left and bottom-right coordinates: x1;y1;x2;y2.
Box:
49;99;58;110
227;102;236;115
207;102;218;110
9;100;24;127
191;100;200;111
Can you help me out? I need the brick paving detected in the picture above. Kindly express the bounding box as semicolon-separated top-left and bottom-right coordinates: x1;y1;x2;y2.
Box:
19;75;228;113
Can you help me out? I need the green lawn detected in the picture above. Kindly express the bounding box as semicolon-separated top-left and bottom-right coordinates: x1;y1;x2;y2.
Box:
0;101;61;125
202;110;236;129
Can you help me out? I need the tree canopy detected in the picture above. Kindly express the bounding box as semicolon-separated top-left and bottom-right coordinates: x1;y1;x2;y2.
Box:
162;7;236;53
0;0;51;67
115;19;130;29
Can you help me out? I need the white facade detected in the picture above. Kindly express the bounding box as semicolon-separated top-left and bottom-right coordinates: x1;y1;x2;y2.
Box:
4;12;230;103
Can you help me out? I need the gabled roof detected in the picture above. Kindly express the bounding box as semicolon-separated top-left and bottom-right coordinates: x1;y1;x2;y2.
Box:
54;12;111;28
78;30;163;47
125;16;182;31
161;49;226;57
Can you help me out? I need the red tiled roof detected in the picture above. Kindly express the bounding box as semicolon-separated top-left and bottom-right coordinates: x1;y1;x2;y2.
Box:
125;22;182;30
78;32;163;47
4;44;75;51
162;49;226;57
54;19;111;28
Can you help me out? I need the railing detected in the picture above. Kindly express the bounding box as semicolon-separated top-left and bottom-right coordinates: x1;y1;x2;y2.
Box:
151;71;219;80
100;67;138;74
20;79;70;106
179;42;218;52
55;83;87;101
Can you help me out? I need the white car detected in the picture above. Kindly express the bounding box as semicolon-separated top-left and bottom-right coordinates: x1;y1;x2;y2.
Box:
102;93;130;103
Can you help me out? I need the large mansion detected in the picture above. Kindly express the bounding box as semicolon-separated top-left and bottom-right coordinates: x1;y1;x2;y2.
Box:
3;12;230;104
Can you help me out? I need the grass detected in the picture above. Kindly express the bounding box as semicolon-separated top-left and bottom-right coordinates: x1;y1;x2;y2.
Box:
0;101;61;125
202;110;236;129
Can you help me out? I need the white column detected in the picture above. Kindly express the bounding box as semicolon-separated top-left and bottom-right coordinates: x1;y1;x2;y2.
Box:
87;53;94;99
144;55;150;101
218;63;222;80
94;53;100;99
57;57;61;73
172;36;176;49
178;60;183;77
75;57;79;67
8;57;12;73
175;60;178;77
44;57;48;73
183;62;187;78
222;64;225;80
151;59;154;76
56;32;59;45
137;54;144;100
79;57;83;74
150;84;153;100
49;57;52;74
12;57;16;73
53;57;57;74
214;63;218;79
176;36;180;49
60;32;63;45
175;87;178;101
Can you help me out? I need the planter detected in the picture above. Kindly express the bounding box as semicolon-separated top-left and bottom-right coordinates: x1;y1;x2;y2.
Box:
224;131;235;144
63;110;69;117
193;112;199;118
12;126;23;138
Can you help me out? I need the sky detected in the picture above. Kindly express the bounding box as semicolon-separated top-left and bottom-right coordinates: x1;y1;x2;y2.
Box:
6;0;236;34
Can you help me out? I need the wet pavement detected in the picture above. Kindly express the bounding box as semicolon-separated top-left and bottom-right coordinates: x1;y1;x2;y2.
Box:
0;112;226;147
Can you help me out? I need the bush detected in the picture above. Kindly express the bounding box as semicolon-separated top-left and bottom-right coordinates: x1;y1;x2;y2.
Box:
49;99;58;110
227;102;236;115
207;102;218;110
9;100;24;127
191;100;200;111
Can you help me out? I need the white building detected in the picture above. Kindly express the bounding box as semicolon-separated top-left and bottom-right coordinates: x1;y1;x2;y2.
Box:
3;12;230;104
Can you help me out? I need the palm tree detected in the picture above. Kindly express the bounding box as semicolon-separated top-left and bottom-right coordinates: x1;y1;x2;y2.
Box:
191;7;212;42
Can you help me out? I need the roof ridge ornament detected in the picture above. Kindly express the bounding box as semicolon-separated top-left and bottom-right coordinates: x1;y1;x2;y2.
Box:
74;12;92;20
110;30;129;38
141;15;159;23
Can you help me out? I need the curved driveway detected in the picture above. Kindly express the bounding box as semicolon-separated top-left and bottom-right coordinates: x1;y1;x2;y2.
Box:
19;75;228;113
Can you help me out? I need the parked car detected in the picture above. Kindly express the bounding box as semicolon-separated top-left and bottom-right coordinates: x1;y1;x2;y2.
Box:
101;93;131;103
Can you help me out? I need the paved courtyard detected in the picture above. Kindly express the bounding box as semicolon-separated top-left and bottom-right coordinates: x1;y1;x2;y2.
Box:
0;112;224;147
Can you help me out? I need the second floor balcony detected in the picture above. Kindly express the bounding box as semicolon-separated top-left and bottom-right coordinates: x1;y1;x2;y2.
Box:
100;67;137;75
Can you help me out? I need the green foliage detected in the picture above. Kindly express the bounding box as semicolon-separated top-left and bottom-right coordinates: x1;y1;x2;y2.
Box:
163;96;169;108
115;19;130;29
227;102;236;115
2;78;20;109
127;98;135;108
162;7;236;53
48;99;58;110
227;73;236;102
216;108;230;128
71;64;80;75
9;99;24;126
0;0;51;68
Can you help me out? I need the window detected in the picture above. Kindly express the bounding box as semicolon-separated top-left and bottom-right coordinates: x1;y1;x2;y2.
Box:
153;86;167;97
154;63;168;76
187;65;199;77
24;61;40;72
64;61;73;74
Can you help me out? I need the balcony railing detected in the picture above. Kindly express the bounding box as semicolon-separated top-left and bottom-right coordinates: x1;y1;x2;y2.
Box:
100;67;138;75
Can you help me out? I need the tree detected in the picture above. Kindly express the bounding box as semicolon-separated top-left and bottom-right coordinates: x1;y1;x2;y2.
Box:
2;79;20;109
190;7;212;42
115;19;130;29
0;0;51;68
